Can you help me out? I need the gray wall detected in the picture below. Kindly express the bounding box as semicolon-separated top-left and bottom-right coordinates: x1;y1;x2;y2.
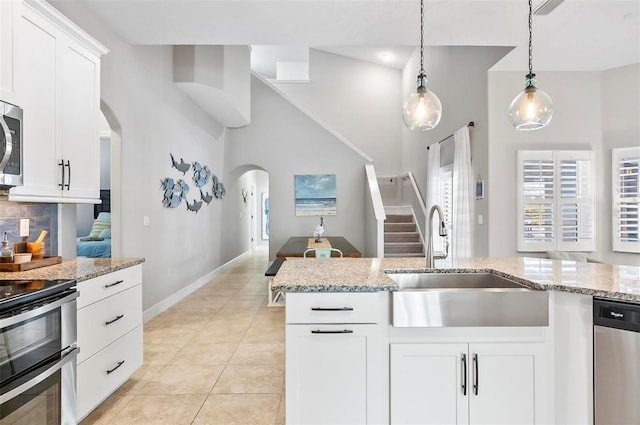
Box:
51;2;230;311
227;76;371;261
274;49;402;175
402;46;512;257
488;65;640;266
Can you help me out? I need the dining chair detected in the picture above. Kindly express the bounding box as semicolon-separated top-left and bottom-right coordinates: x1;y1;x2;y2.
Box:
303;248;343;258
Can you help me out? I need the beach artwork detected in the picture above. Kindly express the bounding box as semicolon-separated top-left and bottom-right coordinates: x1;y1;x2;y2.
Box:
295;174;337;216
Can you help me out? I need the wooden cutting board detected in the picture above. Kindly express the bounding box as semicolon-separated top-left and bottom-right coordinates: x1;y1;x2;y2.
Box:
0;256;62;272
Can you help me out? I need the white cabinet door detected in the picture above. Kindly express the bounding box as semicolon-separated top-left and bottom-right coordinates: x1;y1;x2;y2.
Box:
59;41;100;199
390;343;539;425
286;324;371;425
0;0;15;101
11;3;61;198
469;343;535;425
390;343;468;425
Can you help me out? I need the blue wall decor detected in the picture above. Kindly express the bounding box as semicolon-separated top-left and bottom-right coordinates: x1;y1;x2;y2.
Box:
163;153;225;213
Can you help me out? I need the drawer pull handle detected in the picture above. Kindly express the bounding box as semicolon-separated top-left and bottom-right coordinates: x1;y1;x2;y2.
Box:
311;329;354;334
311;307;354;311
461;353;467;396
105;314;124;326
104;280;124;289
473;353;479;396
106;360;125;375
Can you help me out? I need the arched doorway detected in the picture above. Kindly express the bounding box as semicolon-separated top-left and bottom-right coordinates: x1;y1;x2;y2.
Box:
224;165;270;257
74;102;122;258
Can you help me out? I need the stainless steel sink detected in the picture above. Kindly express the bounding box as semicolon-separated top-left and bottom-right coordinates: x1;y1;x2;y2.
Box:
387;272;549;327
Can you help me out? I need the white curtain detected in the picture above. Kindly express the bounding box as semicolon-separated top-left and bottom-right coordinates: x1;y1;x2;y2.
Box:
426;143;441;210
426;143;441;249
452;126;474;259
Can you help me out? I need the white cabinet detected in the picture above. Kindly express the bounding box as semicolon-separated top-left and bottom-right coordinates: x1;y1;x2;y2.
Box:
77;265;143;421
285;292;387;425
0;0;16;101
8;0;107;203
391;342;542;425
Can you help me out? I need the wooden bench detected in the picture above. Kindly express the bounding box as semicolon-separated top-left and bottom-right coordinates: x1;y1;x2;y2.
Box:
265;257;286;307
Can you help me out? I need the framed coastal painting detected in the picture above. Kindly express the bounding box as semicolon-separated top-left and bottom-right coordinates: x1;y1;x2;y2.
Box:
294;174;337;216
261;192;269;240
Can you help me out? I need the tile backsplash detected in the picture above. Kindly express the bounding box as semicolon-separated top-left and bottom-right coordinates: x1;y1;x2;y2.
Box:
0;201;58;256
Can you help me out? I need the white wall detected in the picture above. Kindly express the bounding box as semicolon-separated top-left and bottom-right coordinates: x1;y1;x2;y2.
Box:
52;2;231;311
599;64;640;266
274;49;402;175
402;46;512;257
488;67;640;266
227;76;371;260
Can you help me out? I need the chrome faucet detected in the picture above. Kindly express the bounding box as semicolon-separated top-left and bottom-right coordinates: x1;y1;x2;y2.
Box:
426;204;448;267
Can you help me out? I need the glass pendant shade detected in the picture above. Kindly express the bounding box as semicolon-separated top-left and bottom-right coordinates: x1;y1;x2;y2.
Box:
508;74;553;131
402;78;442;131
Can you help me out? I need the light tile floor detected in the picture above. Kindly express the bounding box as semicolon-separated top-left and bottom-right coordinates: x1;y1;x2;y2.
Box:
81;250;286;425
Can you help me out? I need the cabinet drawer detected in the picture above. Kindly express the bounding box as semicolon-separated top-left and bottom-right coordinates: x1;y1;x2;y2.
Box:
78;284;142;363
286;292;380;324
77;325;143;421
77;265;142;309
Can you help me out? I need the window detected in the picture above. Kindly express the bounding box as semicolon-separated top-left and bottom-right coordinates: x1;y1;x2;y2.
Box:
434;164;453;253
612;147;640;253
517;150;595;252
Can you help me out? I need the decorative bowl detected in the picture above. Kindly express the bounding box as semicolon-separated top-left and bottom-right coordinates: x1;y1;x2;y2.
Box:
14;253;32;263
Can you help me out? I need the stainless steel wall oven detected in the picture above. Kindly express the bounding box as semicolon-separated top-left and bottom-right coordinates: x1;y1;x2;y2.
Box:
0;279;77;425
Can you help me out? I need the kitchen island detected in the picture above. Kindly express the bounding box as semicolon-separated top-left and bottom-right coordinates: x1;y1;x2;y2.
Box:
274;257;639;424
272;256;640;301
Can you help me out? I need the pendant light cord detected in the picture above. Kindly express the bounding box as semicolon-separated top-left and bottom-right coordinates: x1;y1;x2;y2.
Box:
420;0;425;76
528;0;533;75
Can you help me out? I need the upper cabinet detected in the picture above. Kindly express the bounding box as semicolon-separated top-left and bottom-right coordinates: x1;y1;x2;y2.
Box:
6;0;108;203
0;1;16;102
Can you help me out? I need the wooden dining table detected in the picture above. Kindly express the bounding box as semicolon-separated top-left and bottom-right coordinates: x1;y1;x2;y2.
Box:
275;236;362;258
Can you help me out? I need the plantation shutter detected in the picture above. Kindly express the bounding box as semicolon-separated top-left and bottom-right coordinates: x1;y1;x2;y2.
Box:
517;150;595;252
518;151;555;251
612;147;640;253
556;151;595;251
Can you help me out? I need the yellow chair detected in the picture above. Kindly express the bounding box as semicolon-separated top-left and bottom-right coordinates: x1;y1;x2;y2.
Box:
303;248;343;258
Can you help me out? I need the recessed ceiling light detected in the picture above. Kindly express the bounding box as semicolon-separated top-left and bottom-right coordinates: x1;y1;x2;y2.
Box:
380;52;394;62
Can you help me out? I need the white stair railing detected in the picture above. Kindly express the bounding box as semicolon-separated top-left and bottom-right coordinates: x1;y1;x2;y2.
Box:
365;164;386;257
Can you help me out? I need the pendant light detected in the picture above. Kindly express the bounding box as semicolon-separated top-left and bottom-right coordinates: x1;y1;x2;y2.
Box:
508;0;553;131
402;0;442;131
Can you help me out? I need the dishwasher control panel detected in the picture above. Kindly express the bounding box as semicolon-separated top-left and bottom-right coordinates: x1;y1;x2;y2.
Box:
594;298;640;332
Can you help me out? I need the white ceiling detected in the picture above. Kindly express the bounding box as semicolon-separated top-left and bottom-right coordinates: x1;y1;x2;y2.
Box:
53;0;640;72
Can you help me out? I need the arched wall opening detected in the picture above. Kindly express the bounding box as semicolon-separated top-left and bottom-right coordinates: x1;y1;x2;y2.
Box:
221;164;270;261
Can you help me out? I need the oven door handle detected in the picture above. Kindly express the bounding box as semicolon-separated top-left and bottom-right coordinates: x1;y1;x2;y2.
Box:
0;115;13;171
0;291;79;329
0;346;78;404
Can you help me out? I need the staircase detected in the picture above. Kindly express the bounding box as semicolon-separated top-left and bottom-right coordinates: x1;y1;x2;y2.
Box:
384;214;424;257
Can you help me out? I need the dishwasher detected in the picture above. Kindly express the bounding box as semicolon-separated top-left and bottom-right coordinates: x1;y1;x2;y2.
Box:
593;297;640;424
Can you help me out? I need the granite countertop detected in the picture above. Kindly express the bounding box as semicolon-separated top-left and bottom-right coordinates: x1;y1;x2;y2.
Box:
271;257;640;302
0;257;145;282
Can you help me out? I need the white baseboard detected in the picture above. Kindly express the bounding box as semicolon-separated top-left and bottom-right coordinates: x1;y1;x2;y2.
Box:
142;250;253;323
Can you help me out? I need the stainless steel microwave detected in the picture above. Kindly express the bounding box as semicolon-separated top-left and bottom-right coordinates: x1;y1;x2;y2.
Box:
0;100;23;189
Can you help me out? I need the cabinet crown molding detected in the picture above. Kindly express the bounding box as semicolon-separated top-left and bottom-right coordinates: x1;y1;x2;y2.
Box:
22;0;109;57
